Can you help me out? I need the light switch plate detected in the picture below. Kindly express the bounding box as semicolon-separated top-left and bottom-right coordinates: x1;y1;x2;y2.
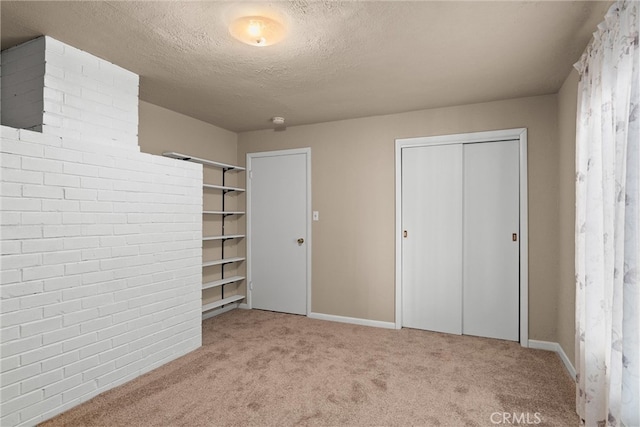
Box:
313;211;319;221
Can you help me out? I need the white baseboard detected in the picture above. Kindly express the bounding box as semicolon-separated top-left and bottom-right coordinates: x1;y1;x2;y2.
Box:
201;303;238;321
556;344;577;380
528;339;576;380
238;303;250;310
308;312;396;329
528;339;558;352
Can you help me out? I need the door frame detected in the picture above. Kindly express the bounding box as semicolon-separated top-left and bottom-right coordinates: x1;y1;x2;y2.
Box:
246;148;312;315
394;128;529;347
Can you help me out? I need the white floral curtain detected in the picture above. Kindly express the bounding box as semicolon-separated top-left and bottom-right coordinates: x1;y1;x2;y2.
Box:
574;0;639;426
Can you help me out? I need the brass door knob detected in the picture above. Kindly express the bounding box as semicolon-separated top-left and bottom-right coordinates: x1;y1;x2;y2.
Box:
297;238;304;245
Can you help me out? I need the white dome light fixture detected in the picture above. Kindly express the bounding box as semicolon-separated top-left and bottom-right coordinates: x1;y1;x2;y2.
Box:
229;16;286;47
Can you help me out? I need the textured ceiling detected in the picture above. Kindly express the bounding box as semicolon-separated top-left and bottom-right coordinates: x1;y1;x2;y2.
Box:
1;1;611;132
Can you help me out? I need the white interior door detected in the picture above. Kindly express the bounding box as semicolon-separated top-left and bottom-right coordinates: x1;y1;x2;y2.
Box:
463;141;520;341
248;150;309;315
401;144;463;334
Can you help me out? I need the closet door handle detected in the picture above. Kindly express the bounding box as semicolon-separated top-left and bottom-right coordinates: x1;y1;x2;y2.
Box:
512;233;518;241
297;238;304;245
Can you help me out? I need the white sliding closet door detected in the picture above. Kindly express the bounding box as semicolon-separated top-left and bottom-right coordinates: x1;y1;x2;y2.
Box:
463;141;520;341
401;139;520;342
402;144;463;334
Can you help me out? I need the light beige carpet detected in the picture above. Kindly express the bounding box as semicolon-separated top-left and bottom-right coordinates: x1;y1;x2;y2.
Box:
42;309;577;426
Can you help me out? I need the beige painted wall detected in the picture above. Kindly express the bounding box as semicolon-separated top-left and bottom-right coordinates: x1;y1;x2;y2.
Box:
238;95;560;341
138;101;237;161
557;69;579;363
137;93;577;347
138;101;246;307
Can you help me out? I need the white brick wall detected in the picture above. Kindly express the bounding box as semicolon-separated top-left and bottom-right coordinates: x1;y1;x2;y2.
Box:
1;36;139;150
0;127;203;426
0;37;203;427
0;38;46;132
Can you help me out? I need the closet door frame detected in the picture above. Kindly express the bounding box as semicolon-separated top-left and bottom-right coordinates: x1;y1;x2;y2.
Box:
394;128;529;347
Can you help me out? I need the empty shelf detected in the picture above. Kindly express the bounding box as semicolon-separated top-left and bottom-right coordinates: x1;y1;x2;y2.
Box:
203;183;245;192
203;234;245;241
202;295;245;312
202;276;245;291
202;257;245;267
203;211;245;215
163;152;245;171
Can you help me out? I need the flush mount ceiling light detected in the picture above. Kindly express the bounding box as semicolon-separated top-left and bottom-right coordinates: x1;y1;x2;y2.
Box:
229;16;286;47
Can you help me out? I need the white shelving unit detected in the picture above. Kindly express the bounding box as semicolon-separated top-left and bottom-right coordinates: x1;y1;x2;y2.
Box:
203;183;245;192
202;295;246;312
202;257;246;268
203;211;245;216
202;234;245;241
163;152;246;171
202;275;245;291
163;151;246;317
